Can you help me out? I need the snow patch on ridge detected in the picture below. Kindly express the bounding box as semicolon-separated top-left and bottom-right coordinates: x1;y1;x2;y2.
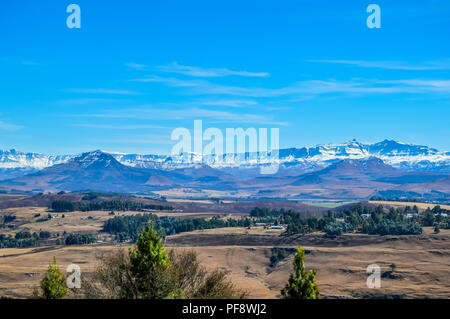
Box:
0;140;449;173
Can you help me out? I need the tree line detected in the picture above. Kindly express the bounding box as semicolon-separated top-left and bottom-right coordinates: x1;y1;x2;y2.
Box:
0;230;96;248
0;231;52;248
250;204;450;236
102;213;253;242
50;200;173;212
102;203;449;241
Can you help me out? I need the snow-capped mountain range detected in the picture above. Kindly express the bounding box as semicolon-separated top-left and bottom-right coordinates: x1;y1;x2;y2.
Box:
1;140;449;174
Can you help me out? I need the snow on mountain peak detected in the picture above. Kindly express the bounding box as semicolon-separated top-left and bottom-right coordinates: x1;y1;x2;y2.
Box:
0;140;448;173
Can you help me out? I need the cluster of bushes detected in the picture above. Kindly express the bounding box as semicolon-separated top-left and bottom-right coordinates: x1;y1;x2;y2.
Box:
0;230;53;248
80;192;120;200
1;231;97;247
14;231;32;239
39;231;51;239
50;200;173;213
342;204;449;235
421;206;450;229
323;222;353;237
64;233;96;245
0;215;16;227
3;215;16;223
327;204;424;236
0;231;51;248
0;234;37;248
250;204;429;237
363;220;422;235
102;214;253;242
15;231;51;240
102;214;150;241
40;223;247;299
250;207;284;218
250;207;333;235
269;247;297;267
158;215;252;236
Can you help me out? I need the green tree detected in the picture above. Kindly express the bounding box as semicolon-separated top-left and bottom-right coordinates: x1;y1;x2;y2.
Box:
390;263;396;273
281;246;320;299
40;257;67;299
423;209;435;227
77;221;246;299
129;220;174;298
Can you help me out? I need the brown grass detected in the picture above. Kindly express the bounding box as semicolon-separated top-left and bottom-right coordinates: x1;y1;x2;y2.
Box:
1;227;449;299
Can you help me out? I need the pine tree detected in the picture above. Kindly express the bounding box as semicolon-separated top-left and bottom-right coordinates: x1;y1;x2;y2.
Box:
40;256;67;299
129;220;173;298
281;246;320;299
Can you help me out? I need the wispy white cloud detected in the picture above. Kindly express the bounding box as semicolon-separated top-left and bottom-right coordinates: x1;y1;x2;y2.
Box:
71;106;288;126
131;75;203;88
0;120;23;131
58;98;123;105
199;99;259;108
374;79;450;92
125;62;146;70
309;59;450;70
157;62;269;77
73;123;167;130
63;88;140;95
130;75;279;96
100;135;176;145
132;75;450;97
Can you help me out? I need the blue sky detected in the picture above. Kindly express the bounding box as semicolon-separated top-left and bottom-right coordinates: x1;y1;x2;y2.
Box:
0;0;449;155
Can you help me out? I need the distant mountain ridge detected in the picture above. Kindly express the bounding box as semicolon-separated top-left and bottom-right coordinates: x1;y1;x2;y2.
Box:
0;140;449;174
0;149;71;169
0;150;448;201
1;151;188;193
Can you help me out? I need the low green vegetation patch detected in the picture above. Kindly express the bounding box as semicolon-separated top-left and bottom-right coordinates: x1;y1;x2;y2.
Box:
80;192;121;200
268;247;297;267
64;233;96;245
102;213;252;242
50;200;173;212
0;229;97;248
0;234;37;248
101;202;449;241
251;204;450;236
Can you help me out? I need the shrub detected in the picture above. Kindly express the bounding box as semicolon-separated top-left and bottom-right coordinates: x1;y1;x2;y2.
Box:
323;222;353;237
15;231;32;239
0;234;37;248
39;257;67;299
65;233;96;245
39;231;51;239
2;215;16;223
269;248;297;267
367;220;422;235
51;200;75;212
77;223;246;299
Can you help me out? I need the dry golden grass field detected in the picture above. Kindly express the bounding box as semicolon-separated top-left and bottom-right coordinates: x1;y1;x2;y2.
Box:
1;220;449;298
1;201;449;299
369;201;450;211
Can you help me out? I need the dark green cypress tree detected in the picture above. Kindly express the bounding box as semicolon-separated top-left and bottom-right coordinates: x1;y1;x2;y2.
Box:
281;246;320;299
